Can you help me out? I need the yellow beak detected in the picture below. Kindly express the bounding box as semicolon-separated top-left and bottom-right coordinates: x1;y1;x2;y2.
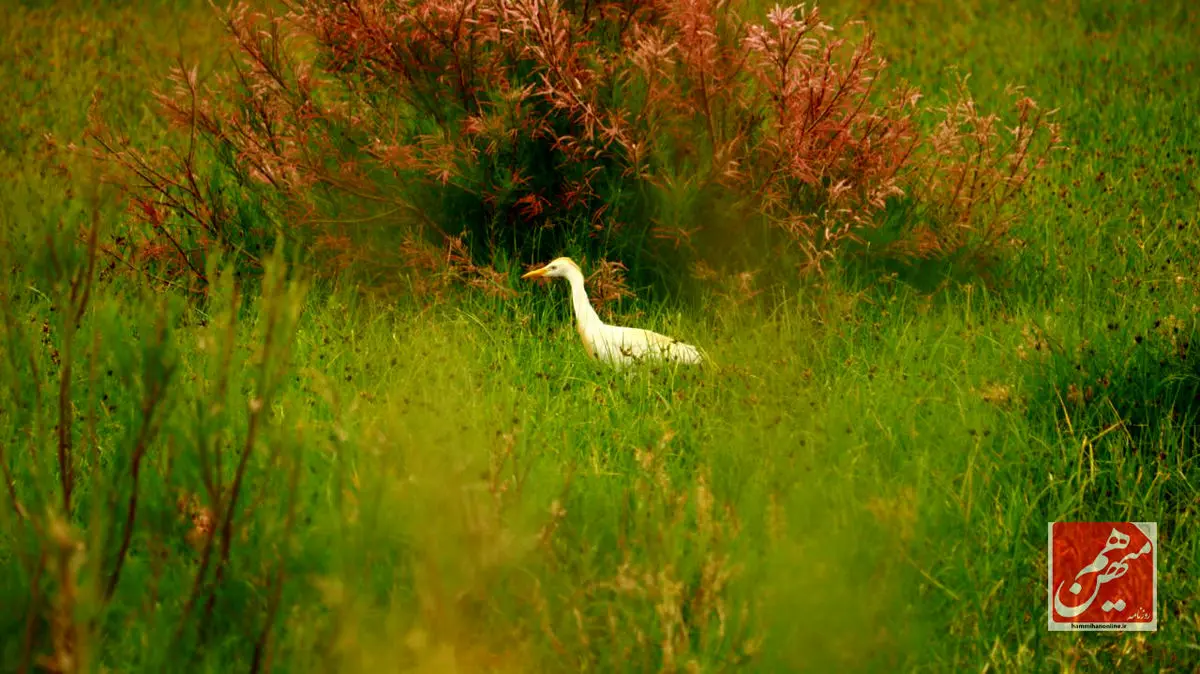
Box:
521;266;548;280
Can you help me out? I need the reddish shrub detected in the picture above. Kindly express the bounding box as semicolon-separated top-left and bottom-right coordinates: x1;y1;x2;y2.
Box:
90;0;1061;288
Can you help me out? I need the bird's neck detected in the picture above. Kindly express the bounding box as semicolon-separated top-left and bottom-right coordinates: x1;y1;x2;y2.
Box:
565;268;602;330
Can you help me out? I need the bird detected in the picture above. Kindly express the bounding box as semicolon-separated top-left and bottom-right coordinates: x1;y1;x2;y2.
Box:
521;257;703;367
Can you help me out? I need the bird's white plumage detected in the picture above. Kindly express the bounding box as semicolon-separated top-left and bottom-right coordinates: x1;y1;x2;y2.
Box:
522;257;703;367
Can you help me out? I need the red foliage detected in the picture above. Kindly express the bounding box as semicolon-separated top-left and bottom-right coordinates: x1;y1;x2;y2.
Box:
92;0;1062;287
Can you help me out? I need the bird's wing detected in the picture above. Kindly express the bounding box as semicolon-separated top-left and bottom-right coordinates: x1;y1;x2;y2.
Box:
599;325;703;364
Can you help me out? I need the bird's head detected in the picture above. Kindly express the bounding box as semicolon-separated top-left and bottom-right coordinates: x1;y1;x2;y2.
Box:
521;257;580;281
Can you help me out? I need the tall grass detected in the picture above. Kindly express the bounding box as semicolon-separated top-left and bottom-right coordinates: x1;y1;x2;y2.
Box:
2;0;1199;672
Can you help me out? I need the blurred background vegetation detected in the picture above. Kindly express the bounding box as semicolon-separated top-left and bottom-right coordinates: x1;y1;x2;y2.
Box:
1;0;1198;671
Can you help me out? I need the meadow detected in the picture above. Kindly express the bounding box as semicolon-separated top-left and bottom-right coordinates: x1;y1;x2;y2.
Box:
1;0;1198;672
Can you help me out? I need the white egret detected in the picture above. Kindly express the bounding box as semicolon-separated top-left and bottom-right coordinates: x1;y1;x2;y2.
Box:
521;257;703;367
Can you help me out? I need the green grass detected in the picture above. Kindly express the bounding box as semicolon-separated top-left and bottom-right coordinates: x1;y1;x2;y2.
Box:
2;0;1199;672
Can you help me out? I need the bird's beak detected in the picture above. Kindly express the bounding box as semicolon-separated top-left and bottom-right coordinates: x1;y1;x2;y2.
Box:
521;266;548;280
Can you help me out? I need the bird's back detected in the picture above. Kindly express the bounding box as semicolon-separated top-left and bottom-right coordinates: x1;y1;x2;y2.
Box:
590;324;703;365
